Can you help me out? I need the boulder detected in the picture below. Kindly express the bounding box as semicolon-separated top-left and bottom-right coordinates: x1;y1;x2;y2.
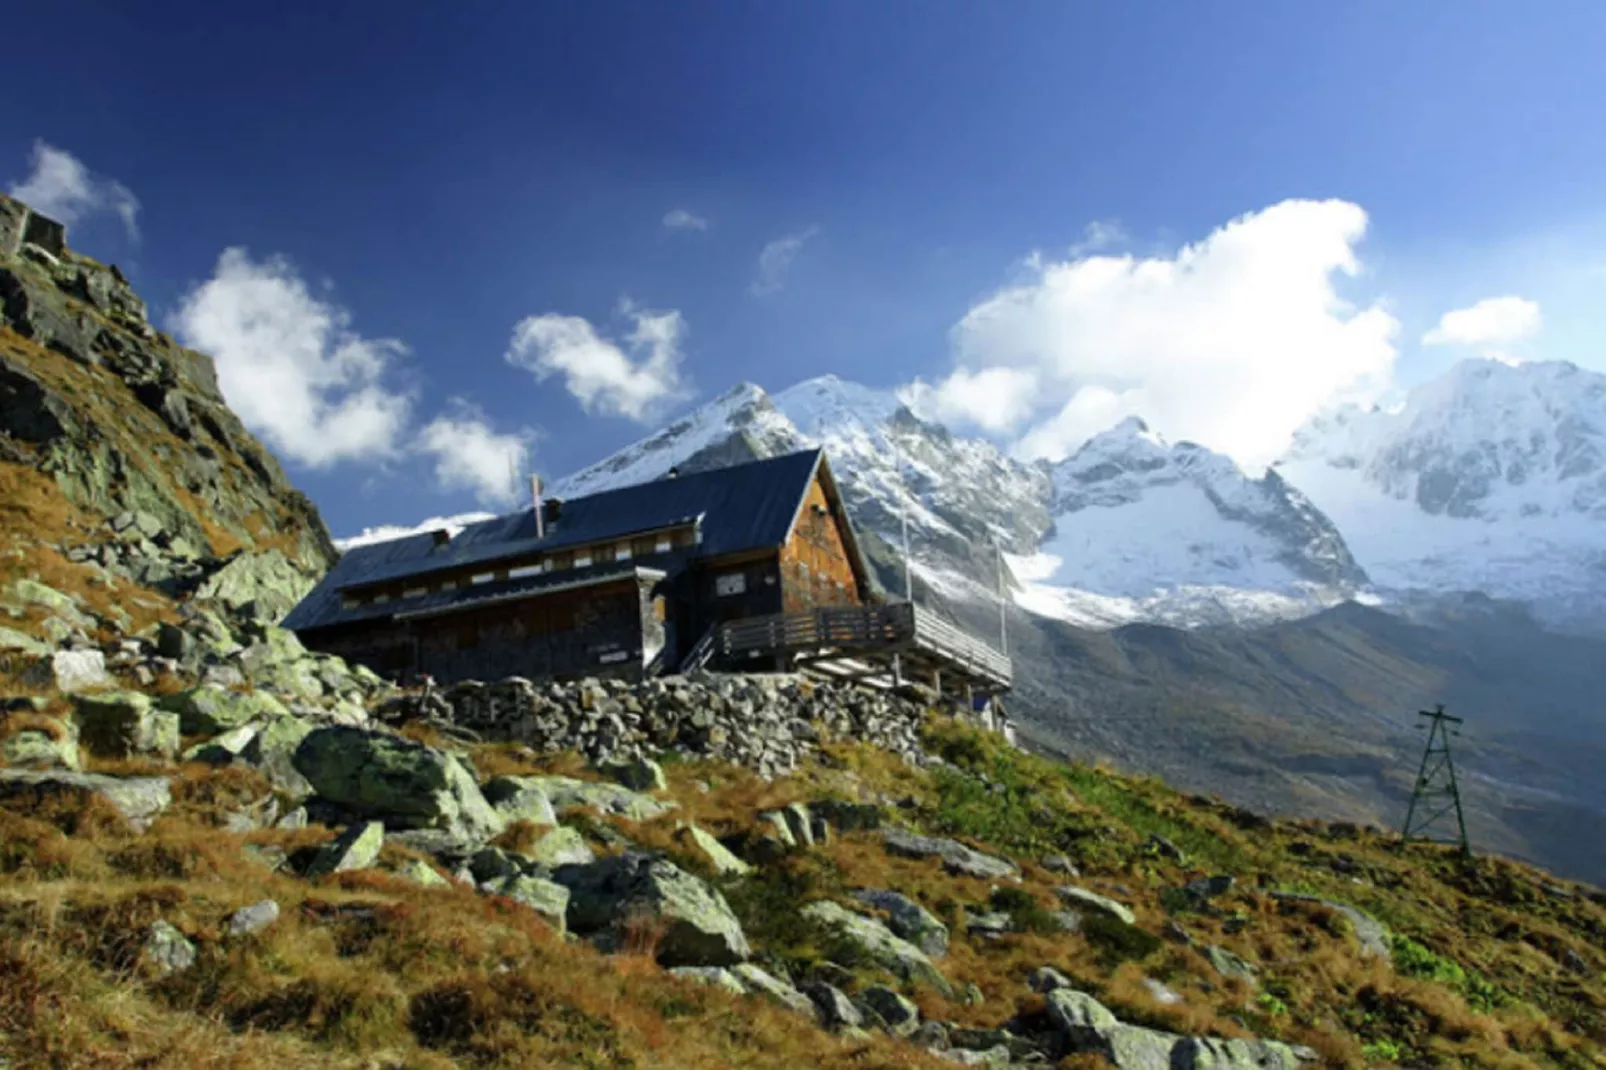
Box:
670;966;747;995
0;626;49;657
731;964;818;1021
1204;945;1257;984
1030;966;1074;993
240;713;316;795
26;649;109;693
0;769;171;830
481;777;558;827
858;984;920;1037
160;685;288;735
522;826;595;868
881;828;1018;881
1042;854;1080;877
482;874;570;934
780;802;815;847
800;900;952;996
180;724;260;765
0;715;80;771
1056;886;1137;926
675;824;753;877
393;858;453;888
1269;893;1389;959
292;727;503;840
305;821;385;878
554;852;750;967
800;981;864;1030
939;1047;1010;1067
227;900;280;937
72;692;179;760
140;921;196;977
595;755;667;792
852;888;949;957
194;551;315;623
497;774;673;822
1047;988;1309;1070
811;799;884;832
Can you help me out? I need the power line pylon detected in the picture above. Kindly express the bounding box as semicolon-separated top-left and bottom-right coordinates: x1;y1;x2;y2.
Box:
1401;704;1471;858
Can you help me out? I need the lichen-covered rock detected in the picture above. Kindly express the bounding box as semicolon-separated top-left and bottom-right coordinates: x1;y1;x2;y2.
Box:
554;852;751;967
595;755;666;792
500;774;674;822
675;824;752;877
800;900;953;996
1030;965;1074;993
392;858;452;888
800;981;863;1030
858;984;921;1037
227;899;280;937
1204;945;1257;984
1056;885;1137;925
731;964;819;1021
72;691;179;759
1270;892;1389;959
240;712;316;795
140;921;196;977
523;826;594;868
852;888;949;957
292;726;503;840
305;821;385;878
180;723;260;765
194;550;316;624
26;649;109;693
160;685;288;735
0;715;79;771
669;966;747;995
481;777;559;826
1047;988;1310;1070
881;828;1019;881
482;874;570;934
0;768;172;830
0;626;49;656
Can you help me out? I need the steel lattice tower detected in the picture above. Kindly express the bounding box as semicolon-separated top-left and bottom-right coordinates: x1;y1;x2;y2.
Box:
1401;704;1471;858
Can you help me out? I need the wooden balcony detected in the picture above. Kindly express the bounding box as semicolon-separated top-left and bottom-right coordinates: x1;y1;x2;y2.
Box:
711;602;1012;693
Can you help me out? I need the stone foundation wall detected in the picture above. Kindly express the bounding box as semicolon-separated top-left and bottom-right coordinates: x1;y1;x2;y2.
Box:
441;671;955;779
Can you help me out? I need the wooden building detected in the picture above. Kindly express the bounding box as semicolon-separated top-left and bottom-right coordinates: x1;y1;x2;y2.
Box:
284;449;1012;694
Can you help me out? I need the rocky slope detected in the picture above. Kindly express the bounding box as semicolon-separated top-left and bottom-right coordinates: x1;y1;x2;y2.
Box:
0;192;336;625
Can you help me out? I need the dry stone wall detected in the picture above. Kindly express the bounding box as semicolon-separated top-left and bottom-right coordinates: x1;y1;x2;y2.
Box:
437;671;952;779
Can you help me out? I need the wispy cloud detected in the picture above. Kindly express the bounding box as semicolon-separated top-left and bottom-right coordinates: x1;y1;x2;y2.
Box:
1422;295;1542;358
419;400;535;507
662;208;708;231
751;225;819;296
917;199;1399;471
505;299;690;422
8;140;140;241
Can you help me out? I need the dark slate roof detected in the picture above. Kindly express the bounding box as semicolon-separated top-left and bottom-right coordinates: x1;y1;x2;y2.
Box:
284;448;832;633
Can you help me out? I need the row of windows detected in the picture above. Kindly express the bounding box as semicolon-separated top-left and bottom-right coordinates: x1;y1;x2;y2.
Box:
340;530;688;611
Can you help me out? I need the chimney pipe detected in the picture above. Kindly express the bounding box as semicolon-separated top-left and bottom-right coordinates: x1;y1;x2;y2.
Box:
531;474;544;539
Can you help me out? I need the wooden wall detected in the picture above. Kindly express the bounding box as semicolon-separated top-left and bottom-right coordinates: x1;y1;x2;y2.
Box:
779;472;862;613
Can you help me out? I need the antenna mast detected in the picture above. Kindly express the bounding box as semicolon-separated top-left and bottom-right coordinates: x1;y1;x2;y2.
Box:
1401;704;1471;858
894;436;913;603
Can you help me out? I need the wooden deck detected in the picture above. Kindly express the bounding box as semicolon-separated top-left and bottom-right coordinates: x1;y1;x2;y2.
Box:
710;602;1012;693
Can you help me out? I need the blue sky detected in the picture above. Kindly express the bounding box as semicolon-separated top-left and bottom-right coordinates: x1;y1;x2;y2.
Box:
5;1;1604;537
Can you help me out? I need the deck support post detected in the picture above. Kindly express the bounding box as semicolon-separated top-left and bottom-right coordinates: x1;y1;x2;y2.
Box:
892;653;903;687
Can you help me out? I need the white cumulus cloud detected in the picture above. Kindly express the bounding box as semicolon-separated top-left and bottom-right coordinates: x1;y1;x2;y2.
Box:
901;366;1040;434
171;248;415;467
926;199;1399;471
751;225;819;296
1422;295;1541;351
505;299;690;422
419;401;534;507
8;140;140;241
663;208;708;231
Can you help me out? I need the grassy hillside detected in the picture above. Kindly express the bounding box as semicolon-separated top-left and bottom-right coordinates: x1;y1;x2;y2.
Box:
1;715;1600;1069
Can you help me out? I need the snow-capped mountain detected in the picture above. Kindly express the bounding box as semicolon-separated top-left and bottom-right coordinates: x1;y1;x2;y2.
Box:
1278;359;1606;632
1011;418;1369;628
552;376;1366;629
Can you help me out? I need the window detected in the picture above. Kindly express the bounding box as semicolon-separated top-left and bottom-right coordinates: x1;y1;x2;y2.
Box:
372;593;391;605
617;542;632;561
654;536;672;553
340;595;362;610
715;572;747;597
471;572;495;585
402;586;427;599
574;552;593;568
440;580;457;591
509;563;543;580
